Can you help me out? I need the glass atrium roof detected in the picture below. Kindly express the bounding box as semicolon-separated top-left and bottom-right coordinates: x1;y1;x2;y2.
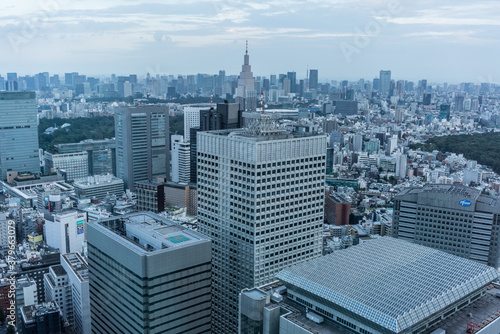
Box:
276;237;499;333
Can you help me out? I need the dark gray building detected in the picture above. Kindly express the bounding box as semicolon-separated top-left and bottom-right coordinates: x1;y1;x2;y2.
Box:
88;212;212;334
309;69;318;90
393;184;500;269
190;102;243;183
0;91;40;180
115;105;169;190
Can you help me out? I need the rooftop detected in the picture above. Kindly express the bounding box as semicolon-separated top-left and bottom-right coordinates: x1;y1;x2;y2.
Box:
62;253;88;282
276;237;499;333
93;212;209;254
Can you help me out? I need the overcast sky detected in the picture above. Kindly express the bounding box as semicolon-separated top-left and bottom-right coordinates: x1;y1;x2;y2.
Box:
1;0;499;84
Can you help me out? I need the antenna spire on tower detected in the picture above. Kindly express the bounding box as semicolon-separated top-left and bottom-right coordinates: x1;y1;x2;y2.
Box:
246;40;248;55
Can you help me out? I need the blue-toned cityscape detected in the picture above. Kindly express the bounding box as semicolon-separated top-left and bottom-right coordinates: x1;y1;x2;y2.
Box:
2;1;500;333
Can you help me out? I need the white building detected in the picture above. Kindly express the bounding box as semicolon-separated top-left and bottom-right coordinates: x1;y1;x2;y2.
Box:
395;153;407;178
183;106;205;141
387;135;398;155
61;253;90;334
16;276;37;311
197;116;326;333
44;151;89;181
44;264;72;326
463;169;482;186
171;135;191;184
44;210;87;254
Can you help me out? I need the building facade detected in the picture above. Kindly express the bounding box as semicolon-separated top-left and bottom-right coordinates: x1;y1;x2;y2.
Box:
72;174;124;200
0;91;40;180
393;184;500;269
55;138;116;176
44;151;89;182
44;211;87;254
88;212;212;334
115;105;169;191
61;253;90;334
197;118;326;333
136;181;165;213
171;135;191;183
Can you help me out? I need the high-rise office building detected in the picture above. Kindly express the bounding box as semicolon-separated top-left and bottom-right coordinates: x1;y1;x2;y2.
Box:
190;102;243;183
115;105;169;191
88;212;212;334
309;69;318;90
287;71;297;93
183;105;207;142
393;184;500;269
0;92;40;180
171;135;191;183
61;253;90;334
236;42;257;112
197;115;326;333
379;70;391;95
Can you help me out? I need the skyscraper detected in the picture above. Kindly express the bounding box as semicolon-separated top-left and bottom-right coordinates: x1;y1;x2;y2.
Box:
0;91;40;180
309;69;318;90
379;70;391;95
190;102;243;183
115;105;169;190
88;212;212;334
236;42;257;112
286;71;297;93
197;115;326;333
171;134;191;183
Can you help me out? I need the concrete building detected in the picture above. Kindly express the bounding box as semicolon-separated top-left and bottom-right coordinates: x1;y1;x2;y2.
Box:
55;138;116;176
190;102;243;183
197;115;326;333
44;265;72;326
20;302;65;334
183;105;207;141
44;151;89;182
379;70;391;95
44;211;87;254
0;91;40;180
393;184;500;269
309;69;318;91
164;182;197;216
88;212;212;334
136;180;165;213
324;192;351;226
115;105;169;191
15;276;38;327
61;253;90;334
240;237;499;334
72;174;124;200
171;135;191;183
20;253;60;303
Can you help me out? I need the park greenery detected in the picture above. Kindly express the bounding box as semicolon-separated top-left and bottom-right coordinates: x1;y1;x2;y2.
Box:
39;115;184;153
411;132;500;174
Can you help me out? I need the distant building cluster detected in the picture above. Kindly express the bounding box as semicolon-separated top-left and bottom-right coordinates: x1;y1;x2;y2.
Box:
1;46;500;334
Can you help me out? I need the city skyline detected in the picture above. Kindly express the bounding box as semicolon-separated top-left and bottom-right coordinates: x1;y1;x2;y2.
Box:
1;0;499;83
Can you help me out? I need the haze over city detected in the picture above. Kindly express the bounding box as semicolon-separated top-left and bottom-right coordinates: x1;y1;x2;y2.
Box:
1;0;500;83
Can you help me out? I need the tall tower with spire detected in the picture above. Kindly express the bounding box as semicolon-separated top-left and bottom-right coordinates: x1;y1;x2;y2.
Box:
236;41;257;112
